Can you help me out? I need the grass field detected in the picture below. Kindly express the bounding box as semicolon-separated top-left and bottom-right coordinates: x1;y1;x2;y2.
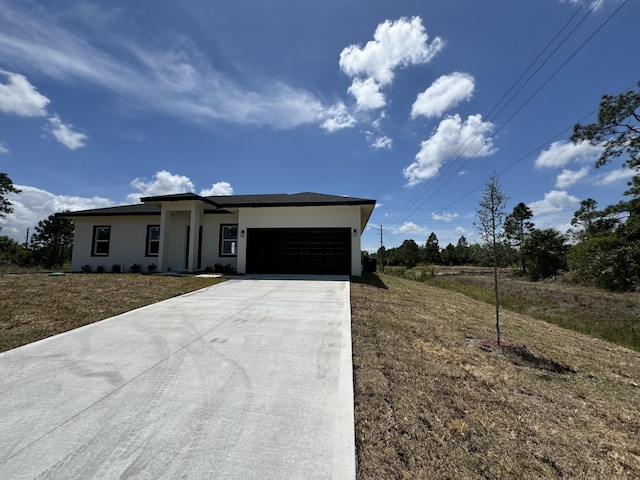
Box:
351;273;640;479
0;273;224;352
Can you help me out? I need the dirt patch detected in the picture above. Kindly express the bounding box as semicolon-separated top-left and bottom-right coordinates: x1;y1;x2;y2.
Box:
468;338;576;373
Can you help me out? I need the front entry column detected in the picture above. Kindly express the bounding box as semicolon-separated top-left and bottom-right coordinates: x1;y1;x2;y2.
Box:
187;205;201;272
158;208;172;272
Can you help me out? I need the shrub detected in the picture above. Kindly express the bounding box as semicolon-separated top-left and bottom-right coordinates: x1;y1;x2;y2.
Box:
213;263;235;274
147;263;157;273
96;265;105;273
111;264;122;273
128;263;142;273
81;264;92;273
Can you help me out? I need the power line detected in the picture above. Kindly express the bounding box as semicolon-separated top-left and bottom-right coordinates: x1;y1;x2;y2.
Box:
383;0;629;236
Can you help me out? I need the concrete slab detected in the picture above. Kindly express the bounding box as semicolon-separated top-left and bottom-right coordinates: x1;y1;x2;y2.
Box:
0;276;355;479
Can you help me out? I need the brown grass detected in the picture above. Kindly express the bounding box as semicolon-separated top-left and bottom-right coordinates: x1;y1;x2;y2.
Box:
0;273;224;352
351;273;640;479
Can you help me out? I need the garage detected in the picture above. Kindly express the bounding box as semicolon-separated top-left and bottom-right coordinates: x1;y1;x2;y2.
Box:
246;228;351;275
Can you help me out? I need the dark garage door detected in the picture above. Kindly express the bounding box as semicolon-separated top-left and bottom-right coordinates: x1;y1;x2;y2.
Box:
246;228;351;275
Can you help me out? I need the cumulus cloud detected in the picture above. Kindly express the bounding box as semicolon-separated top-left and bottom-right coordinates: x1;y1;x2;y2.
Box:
2;185;112;242
595;168;635;185
371;136;392;150
393;221;429;237
339;16;444;110
403;114;496;186
0;142;8;154
46;115;88;150
534;140;602;169
431;212;459;222
347;78;385;111
200;181;233;196
528;190;579;216
0;70;50;117
320;102;357;132
555;166;590;188
411;72;475;119
127;170;195;203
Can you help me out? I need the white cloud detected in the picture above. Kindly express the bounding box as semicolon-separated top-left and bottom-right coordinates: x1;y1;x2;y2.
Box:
411;72;475;119
347;78;385;111
0;142;8;154
0;3;332;130
594;168;634;185
555;166;589;188
371;136;392;149
403;114;496;186
0;69;50;117
320;102;357;132
339;16;444;85
200;181;233;196
394;221;429;237
528;190;579;216
534;140;602;169
2;185;112;242
127;170;195;203
46;115;88;150
431;212;459;222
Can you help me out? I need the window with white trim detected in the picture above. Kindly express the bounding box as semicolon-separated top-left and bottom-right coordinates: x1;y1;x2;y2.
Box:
92;226;111;256
220;224;238;256
146;225;160;256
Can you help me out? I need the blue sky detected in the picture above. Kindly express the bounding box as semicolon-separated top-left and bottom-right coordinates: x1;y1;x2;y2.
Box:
0;0;638;252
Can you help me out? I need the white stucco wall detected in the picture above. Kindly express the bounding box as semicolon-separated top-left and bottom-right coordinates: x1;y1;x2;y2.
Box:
70;213;239;273
70;216;162;272
236;205;363;276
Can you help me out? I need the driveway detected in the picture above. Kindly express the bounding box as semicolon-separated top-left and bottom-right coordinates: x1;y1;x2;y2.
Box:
0;276;355;479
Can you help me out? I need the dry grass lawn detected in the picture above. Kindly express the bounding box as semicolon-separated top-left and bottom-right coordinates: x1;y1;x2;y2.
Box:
0;273;224;352
351;273;640;479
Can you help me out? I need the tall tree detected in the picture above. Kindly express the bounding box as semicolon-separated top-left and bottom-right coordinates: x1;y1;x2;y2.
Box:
424;232;441;264
30;214;74;268
455;235;469;265
504;202;534;273
0;173;20;225
521;228;568;280
570;198;618;240
475;174;508;345
571;82;640;229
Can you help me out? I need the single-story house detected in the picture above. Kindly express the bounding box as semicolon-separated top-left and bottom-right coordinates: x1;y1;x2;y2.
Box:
59;192;376;276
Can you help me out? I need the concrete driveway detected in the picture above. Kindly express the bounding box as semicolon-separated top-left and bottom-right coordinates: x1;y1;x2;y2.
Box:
0;276;355;479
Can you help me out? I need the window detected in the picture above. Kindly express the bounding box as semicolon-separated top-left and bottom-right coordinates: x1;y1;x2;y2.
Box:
146;225;160;256
220;224;238;256
92;226;111;256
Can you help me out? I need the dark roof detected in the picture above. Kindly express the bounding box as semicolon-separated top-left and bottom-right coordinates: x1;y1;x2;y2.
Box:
201;192;376;208
57;204;160;217
60;192;376;217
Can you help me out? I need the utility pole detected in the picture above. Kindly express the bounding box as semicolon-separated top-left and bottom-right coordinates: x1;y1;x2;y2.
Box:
379;224;384;273
24;228;29;248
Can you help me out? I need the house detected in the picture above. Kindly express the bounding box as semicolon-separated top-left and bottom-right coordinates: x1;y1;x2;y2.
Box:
59;192;376;276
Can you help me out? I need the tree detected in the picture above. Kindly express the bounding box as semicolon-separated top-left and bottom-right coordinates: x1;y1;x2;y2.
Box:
399;239;421;268
571;82;640;228
571;81;640;170
30;214;74;268
440;243;458;266
570;198;618;241
475;174;508;345
521;228;568;280
0;173;20;223
424;232;441;264
504;202;534;273
455;235;469;265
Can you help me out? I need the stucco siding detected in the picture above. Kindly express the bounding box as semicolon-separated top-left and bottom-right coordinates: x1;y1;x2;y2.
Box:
70;216;161;272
